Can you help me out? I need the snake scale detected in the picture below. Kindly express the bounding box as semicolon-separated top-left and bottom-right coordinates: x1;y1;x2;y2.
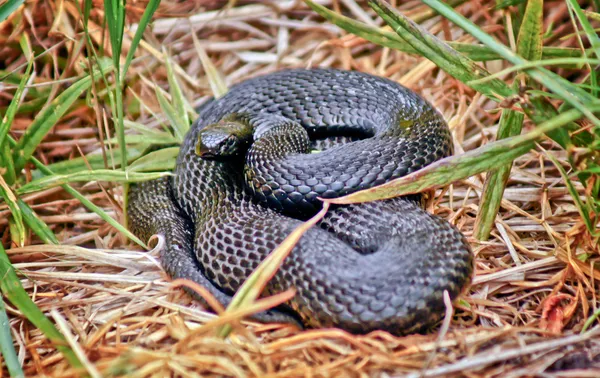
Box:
128;69;473;335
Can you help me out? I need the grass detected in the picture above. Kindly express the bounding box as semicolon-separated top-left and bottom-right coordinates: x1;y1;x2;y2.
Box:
0;0;599;376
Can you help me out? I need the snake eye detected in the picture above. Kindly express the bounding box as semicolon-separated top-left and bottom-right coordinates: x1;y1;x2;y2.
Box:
220;135;238;154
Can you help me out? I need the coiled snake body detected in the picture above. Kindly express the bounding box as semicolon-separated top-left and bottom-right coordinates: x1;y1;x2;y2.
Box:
128;69;473;335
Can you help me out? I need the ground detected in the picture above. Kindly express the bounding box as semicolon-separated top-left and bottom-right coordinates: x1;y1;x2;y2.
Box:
0;0;599;377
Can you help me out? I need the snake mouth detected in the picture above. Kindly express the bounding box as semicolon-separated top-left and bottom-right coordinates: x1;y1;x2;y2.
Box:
196;143;216;158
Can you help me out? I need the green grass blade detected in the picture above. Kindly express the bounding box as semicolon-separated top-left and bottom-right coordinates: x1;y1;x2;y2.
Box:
164;48;191;134
0;244;83;371
1;144;17;186
363;0;514;99
474;107;524;240
126;89;174;135
566;0;600;97
327;107;595;205
582;306;600;334
567;0;600;59
7;135;148;248
0;175;25;247
466;58;600;86
32;145;146;179
114;88;128;171
104;0;125;71
304;0;583;62
82;0;91;25
0;296;24;378
127;147;179;172
124;120;174;138
0;59;33;150
584;10;600;21
0;0;23;22
0;95;48;116
516;0;544;61
106;134;179;145
545;150;598;237
192;32;228;98
17;170;171;195
154;86;187;142
12;74;94;172
104;0;127;171
121;0;161;81
474;0;543;240
522;95;576;149
17;199;59;245
419;0;600;126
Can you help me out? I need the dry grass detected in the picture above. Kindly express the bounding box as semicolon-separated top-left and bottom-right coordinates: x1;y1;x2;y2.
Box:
1;0;599;376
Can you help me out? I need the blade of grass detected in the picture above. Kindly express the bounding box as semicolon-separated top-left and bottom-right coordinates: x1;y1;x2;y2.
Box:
1;144;17;187
0;0;24;22
0;243;83;371
544;148;599;237
326;107;596;205
466;57;600;86
17;170;171;196
127;88;175;135
0;59;33;150
163;48;191;139
195;290;296;336
304;0;583;62
32;145;146;178
7;135;147;248
104;0;127;172
517;0;544;62
566;0;600;98
0;298;25;377
191;30;228;98
473;105;524;240
17;199;59;245
0;296;24;378
0;175;25;247
0;93;48;116
217;203;330;338
121;0;160;81
12;72;99;172
124;120;175;138
104;0;126;61
82;0;91;25
105;0;161;238
126;147;179;172
584;9;600;21
154;86;187;142
361;0;514;99
1;58;32;192
567;0;600;59
521;95;576;149
50;310;102;378
474;0;542;240
582;306;600;333
419;0;600;126
105;134;179;145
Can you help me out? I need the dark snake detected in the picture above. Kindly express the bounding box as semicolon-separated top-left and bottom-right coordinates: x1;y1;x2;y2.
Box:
128;69;473;335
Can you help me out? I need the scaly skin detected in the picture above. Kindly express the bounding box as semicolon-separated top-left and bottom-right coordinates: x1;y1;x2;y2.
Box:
128;69;473;335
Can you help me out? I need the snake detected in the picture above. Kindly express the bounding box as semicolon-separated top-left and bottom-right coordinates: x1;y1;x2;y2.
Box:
128;68;473;335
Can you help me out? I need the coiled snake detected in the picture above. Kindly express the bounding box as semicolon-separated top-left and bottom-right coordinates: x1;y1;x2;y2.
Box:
128;69;473;335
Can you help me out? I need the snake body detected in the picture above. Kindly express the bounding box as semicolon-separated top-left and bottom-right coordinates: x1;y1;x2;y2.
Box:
128;69;473;335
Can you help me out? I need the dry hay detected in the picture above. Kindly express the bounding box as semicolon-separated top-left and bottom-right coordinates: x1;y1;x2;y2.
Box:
0;0;599;377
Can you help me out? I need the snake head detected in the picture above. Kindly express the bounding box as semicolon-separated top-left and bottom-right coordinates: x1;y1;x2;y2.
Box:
196;116;253;159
